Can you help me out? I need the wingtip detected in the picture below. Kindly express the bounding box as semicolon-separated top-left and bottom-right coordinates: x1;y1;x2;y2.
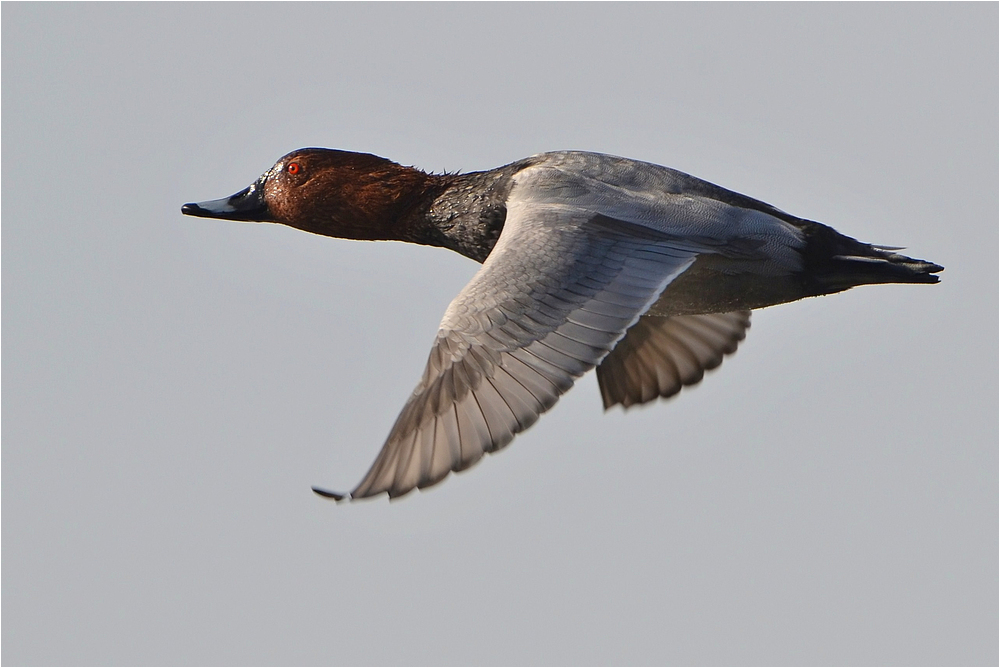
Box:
311;486;348;502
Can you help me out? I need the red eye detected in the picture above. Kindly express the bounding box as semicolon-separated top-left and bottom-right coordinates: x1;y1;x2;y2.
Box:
287;162;301;175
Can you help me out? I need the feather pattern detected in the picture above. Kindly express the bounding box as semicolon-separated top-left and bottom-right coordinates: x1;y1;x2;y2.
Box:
347;202;707;499
596;312;751;409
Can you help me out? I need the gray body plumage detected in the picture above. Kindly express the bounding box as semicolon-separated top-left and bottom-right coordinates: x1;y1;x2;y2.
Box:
321;152;940;500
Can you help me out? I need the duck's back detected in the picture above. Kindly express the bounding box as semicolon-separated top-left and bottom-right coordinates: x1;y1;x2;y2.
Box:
506;152;940;315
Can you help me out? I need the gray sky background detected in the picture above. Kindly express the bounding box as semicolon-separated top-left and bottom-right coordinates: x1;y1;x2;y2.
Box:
4;3;997;665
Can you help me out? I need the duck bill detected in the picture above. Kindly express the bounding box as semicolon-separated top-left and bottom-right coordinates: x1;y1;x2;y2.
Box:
181;177;274;222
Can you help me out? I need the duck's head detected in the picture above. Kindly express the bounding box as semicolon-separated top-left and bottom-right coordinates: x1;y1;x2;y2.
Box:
182;148;442;241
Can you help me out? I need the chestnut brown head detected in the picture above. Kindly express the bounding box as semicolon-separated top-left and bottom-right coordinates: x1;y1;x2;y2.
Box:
182;148;439;241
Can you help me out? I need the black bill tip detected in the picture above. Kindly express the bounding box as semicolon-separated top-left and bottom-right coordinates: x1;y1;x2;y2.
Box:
181;202;213;217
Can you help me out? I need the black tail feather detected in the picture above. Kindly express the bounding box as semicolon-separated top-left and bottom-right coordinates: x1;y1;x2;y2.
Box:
798;221;943;294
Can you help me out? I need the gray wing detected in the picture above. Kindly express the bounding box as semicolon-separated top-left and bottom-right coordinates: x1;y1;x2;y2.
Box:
325;203;707;500
595;311;751;410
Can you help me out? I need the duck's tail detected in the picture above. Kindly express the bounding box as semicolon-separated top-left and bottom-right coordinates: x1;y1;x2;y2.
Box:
798;222;943;295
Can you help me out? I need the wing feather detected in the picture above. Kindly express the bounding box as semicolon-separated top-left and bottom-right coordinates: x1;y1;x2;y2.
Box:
596;311;751;409
342;204;704;499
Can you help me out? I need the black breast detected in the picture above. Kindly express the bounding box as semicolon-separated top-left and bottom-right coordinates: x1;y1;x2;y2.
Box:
424;158;537;263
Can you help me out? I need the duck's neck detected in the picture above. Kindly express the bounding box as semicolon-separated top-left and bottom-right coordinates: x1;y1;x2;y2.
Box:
340;166;514;264
289;156;519;264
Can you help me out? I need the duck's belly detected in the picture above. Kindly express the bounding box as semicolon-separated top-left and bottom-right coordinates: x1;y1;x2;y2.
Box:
644;255;815;317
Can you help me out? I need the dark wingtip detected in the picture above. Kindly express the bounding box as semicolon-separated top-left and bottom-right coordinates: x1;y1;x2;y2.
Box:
181;203;207;216
311;486;348;501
